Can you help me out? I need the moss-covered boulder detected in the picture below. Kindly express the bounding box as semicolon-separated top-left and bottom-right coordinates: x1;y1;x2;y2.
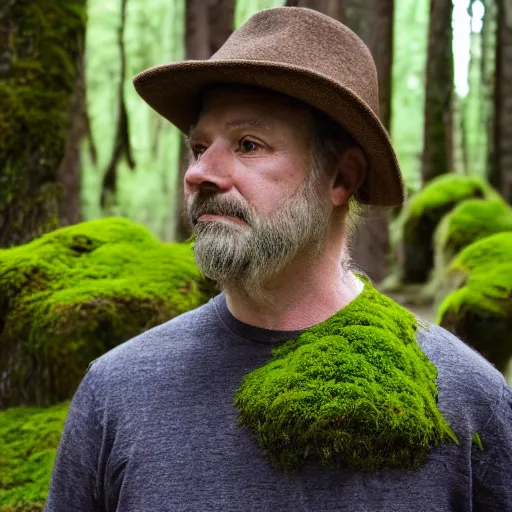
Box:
400;174;494;283
434;198;512;273
0;217;213;409
0;402;68;511
235;278;457;472
437;232;512;373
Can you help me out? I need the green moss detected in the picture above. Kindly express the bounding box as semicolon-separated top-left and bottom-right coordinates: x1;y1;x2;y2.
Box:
0;217;213;408
434;198;512;270
472;432;484;452
405;175;495;221
0;402;69;511
401;174;495;283
437;233;512;372
235;277;457;472
437;232;512;321
0;0;86;244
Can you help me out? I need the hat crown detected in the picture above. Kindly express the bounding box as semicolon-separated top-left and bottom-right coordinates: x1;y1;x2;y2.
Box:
211;7;379;117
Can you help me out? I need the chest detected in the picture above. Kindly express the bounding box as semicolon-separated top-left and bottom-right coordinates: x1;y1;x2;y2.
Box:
100;383;472;512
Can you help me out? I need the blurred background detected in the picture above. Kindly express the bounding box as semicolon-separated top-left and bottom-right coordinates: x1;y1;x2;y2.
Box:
1;0;511;510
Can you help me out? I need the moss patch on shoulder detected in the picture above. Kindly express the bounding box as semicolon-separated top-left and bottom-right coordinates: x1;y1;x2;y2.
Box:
434;198;512;270
0;402;69;511
235;278;457;472
401;174;495;283
437;232;512;372
0;217;213;408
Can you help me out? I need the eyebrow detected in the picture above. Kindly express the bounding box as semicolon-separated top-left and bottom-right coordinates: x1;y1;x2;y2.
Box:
226;118;270;130
188;118;270;139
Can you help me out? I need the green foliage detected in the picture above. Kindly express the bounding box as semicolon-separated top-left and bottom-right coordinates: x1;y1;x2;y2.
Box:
0;217;212;408
434;198;512;270
0;402;69;511
235;277;457;472
437;232;512;322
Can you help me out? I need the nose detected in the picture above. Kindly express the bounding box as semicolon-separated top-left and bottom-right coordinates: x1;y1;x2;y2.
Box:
184;141;233;196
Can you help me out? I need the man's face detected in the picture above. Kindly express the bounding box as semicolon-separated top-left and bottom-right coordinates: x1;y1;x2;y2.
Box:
184;87;331;300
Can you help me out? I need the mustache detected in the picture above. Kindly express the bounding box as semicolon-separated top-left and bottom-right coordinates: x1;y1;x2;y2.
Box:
187;193;253;226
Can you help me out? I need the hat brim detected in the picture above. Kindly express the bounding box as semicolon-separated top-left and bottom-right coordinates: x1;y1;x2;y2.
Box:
133;60;405;207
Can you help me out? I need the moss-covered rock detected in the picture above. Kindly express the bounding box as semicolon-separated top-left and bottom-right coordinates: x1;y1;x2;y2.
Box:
400;174;495;283
434;198;512;271
0;402;68;511
0;217;213;409
437;232;512;372
235;278;457;472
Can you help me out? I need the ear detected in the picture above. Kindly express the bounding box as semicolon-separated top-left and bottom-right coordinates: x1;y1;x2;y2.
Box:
329;147;368;207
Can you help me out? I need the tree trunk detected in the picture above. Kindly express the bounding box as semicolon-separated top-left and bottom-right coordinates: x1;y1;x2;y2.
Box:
422;0;454;184
481;0;497;181
57;36;88;226
101;0;135;208
174;0;235;241
490;0;512;203
0;0;86;247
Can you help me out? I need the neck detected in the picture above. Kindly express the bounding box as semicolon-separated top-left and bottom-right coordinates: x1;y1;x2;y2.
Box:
223;248;363;331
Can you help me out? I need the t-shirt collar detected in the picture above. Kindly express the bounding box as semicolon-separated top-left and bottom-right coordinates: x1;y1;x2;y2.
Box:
212;292;307;345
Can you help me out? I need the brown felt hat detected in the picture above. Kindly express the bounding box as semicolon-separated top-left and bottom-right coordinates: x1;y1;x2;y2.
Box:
133;7;405;206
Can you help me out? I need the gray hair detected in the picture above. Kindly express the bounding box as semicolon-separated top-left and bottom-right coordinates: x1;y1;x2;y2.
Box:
307;108;366;236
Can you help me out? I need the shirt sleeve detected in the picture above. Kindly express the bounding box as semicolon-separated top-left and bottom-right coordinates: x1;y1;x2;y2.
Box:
44;365;103;512
472;382;512;511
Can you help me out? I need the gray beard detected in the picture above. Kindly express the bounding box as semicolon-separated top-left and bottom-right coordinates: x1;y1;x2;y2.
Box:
187;179;331;304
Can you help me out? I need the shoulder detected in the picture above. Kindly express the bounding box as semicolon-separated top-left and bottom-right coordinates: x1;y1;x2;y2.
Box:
85;296;221;386
416;322;509;430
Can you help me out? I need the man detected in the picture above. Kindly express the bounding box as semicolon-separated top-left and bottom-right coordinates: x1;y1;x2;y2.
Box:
44;7;512;511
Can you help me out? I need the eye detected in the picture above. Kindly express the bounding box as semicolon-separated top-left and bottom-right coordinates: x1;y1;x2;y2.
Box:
238;138;260;154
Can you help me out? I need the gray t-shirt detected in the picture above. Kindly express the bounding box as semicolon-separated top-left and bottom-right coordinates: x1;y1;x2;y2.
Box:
44;293;512;512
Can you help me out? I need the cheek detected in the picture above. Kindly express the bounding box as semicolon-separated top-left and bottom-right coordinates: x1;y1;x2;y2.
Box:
235;160;306;215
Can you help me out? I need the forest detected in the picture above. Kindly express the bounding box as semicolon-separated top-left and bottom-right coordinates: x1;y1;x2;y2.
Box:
0;0;511;510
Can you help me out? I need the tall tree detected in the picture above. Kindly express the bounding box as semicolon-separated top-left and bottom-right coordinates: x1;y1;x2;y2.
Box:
480;0;497;181
174;0;235;241
101;0;135;208
58;28;97;226
490;0;512;203
0;0;86;247
421;0;454;184
286;0;395;283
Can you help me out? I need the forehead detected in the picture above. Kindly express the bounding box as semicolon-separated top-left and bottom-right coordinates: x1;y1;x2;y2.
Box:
190;86;313;135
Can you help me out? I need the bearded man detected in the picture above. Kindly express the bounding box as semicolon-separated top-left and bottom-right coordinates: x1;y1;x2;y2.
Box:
44;7;512;512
